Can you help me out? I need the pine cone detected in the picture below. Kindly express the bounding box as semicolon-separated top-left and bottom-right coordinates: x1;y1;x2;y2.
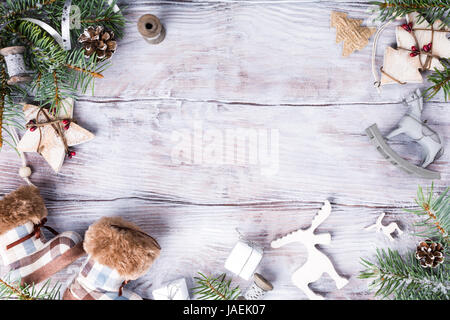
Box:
78;26;117;60
415;239;445;268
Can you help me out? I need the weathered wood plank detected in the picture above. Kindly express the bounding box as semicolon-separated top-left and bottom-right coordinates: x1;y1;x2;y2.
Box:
0;99;448;204
3;199;423;300
87;1;448;104
0;0;448;301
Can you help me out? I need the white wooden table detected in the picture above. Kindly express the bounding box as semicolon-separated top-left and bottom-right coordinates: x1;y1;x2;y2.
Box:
0;0;449;300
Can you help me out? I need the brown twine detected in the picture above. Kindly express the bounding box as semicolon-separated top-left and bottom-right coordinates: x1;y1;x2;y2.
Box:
26;107;71;156
380;67;406;85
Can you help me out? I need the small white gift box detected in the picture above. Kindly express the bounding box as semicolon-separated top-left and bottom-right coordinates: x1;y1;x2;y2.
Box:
152;278;190;300
224;240;263;280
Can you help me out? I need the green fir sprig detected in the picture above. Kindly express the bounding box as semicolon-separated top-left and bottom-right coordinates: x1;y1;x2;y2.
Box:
372;0;450;26
0;0;124;148
424;59;450;101
0;274;60;300
360;185;449;300
407;184;449;250
359;249;449;300
193;272;241;300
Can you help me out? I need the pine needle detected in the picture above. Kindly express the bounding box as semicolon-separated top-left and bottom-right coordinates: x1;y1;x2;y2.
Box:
193;272;241;300
0;274;60;300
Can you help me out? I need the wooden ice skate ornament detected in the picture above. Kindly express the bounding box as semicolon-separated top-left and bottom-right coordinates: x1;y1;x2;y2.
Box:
271;201;348;300
138;14;166;45
0;46;33;85
365;213;403;241
365;89;442;180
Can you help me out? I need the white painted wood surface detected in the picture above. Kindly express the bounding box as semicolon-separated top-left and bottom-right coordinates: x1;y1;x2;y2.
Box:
0;0;449;300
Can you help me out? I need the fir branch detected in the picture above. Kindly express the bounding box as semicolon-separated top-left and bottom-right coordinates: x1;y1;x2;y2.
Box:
193;272;241;300
406;184;449;249
0;0;122;115
15;20;108;112
0;54;23;151
0;274;60;300
0;56;9;149
359;249;449;300
372;0;450;26
0;0;59;23
424;59;450;101
46;0;126;39
65;64;104;79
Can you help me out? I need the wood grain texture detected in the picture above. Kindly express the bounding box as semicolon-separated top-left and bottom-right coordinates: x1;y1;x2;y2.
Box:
88;1;448;104
0;0;449;300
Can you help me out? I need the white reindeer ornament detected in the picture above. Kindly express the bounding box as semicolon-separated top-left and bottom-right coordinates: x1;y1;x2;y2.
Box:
387;88;443;168
365;212;403;241
271;201;348;300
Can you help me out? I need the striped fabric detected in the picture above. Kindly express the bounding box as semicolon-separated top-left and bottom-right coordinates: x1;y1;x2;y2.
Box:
0;222;83;285
64;256;142;300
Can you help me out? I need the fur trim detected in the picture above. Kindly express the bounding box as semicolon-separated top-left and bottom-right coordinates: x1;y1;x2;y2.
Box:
0;186;48;235
83;217;161;280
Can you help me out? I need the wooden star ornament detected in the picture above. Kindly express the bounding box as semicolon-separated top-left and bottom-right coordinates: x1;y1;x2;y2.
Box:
381;12;450;85
331;11;376;57
17;98;95;173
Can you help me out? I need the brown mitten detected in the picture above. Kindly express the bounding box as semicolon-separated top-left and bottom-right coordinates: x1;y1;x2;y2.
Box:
63;216;161;300
0;186;84;285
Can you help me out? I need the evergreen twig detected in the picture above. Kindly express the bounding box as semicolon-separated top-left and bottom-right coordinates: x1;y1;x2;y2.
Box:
0;274;60;300
406;184;449;250
193;272;241;300
359;249;449;300
0;0;123;140
424;59;450;101
360;184;449;300
372;0;450;26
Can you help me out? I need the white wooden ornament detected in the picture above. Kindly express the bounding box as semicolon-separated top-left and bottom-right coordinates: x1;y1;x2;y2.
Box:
365;212;403;242
271;201;348;300
17;98;95;173
381;13;450;86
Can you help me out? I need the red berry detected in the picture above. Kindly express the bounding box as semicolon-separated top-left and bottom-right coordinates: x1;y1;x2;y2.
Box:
401;23;412;32
29;126;37;132
62;119;69;125
68;151;76;159
411;46;417;52
64;124;70;130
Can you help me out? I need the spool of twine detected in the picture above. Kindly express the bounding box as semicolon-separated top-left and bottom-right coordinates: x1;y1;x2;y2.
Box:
0;46;32;85
137;14;166;45
239;273;274;300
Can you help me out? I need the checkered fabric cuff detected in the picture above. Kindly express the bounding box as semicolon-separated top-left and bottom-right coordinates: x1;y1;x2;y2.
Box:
66;257;142;300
